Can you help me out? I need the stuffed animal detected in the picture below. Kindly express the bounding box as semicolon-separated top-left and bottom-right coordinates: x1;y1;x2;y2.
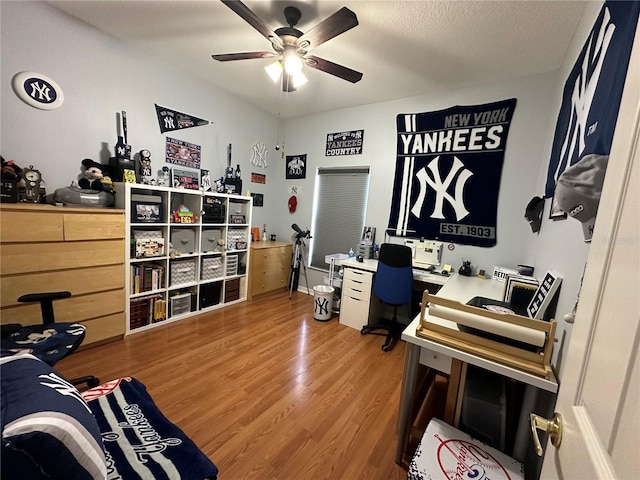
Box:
1;156;22;181
78;159;114;193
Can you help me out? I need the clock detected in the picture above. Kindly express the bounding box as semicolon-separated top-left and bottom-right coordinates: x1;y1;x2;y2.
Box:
21;165;43;202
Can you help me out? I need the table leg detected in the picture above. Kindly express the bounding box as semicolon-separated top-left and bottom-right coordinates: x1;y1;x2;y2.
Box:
396;342;421;464
443;358;466;426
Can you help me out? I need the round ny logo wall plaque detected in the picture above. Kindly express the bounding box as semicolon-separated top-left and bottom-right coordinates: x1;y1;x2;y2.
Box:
12;71;64;110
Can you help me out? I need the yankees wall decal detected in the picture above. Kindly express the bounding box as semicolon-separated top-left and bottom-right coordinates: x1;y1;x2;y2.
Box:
155;104;212;133
545;1;639;198
388;98;517;247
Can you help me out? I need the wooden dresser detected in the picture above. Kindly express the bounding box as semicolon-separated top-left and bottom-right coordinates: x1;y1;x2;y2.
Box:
0;204;126;347
249;241;292;300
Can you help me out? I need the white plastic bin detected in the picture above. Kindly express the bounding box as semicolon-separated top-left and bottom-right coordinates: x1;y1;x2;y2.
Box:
313;285;334;321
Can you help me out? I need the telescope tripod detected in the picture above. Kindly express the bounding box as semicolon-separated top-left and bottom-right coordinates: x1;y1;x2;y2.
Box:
289;237;310;299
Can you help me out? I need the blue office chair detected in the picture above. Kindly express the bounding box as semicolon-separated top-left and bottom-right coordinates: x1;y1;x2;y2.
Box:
1;291;99;387
361;243;414;351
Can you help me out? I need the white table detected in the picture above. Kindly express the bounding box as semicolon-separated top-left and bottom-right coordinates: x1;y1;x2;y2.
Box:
396;274;558;476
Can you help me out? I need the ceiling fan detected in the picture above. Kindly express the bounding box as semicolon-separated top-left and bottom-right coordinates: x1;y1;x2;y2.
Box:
212;1;363;92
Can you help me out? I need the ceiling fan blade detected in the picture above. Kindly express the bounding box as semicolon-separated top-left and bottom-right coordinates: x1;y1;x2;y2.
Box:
221;0;283;49
298;7;358;51
212;52;276;61
305;55;363;83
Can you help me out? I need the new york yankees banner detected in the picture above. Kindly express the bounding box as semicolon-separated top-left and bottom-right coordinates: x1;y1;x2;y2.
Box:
155;104;212;133
388;98;517;247
545;1;639;198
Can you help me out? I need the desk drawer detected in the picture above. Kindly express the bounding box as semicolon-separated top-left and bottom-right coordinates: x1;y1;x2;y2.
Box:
344;267;373;286
419;349;452;374
339;295;370;330
342;284;369;302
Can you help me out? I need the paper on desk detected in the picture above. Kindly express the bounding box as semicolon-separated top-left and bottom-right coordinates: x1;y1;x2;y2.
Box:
428;303;545;347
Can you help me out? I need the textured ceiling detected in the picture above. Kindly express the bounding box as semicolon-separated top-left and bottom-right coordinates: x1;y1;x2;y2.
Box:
48;0;587;118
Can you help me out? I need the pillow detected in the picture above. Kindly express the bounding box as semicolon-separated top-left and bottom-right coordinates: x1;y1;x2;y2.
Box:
1;350;107;479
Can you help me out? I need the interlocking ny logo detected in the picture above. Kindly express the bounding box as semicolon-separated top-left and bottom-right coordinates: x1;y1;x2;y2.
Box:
28;80;55;103
315;297;329;315
164;116;176;131
411;156;472;221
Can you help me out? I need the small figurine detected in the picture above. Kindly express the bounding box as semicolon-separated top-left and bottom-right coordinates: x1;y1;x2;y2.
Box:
139;149;153;185
157;166;170;186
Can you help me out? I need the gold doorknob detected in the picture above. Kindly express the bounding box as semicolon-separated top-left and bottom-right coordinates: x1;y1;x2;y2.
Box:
530;412;563;456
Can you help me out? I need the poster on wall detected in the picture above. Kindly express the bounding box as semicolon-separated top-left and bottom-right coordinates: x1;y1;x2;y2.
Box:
286;154;306;179
545;1;640;198
165;137;201;169
155;104;211;133
387;98;517;248
251;193;264;207
325;130;364;156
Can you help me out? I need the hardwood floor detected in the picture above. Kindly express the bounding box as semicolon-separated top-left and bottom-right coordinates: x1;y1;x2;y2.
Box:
59;290;411;480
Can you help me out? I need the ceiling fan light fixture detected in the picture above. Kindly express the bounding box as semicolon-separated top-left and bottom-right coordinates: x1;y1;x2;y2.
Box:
283;50;303;75
265;61;283;83
292;71;308;88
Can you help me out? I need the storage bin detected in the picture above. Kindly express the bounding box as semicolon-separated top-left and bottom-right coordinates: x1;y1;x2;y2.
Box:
227;229;247;248
201;228;223;253
170;258;196;286
201;256;223;280
224;278;240;302
226;254;238;276
170;293;192;316
202;196;225;223
170;228;196;254
200;282;222;308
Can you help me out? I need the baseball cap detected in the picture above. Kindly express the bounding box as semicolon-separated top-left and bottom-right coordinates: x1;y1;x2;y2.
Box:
525;196;545;233
554;154;607;242
288;195;297;213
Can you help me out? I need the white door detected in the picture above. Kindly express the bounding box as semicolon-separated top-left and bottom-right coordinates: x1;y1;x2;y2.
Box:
539;27;640;479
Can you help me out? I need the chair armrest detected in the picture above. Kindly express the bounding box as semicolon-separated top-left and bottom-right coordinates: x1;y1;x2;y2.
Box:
17;291;71;324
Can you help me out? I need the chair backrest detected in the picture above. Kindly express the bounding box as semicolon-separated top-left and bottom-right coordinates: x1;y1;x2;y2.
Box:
373;243;414;305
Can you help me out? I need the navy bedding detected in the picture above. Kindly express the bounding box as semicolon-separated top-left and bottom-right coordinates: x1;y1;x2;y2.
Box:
82;377;219;480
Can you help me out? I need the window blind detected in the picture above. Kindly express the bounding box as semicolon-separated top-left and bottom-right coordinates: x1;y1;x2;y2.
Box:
310;166;370;269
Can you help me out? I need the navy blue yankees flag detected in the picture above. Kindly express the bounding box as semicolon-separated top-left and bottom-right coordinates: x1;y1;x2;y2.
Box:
388;98;517;247
545;1;639;198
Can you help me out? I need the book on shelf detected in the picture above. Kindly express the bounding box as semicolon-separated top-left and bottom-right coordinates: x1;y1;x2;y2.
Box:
131;263;165;294
129;293;165;329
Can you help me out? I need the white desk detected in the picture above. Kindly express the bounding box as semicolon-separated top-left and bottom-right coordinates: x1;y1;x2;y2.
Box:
338;258;452;330
396;274;559;477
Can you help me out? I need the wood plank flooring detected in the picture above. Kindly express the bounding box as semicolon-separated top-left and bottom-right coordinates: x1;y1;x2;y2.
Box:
58;290;410;480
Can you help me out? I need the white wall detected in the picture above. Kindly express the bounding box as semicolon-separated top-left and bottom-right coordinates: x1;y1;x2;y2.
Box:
0;1;279;229
2;1;615;379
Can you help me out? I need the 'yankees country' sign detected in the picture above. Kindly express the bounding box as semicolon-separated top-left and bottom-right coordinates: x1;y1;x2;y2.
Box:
325;130;364;156
388;99;517;247
545;1;639;198
155;104;211;134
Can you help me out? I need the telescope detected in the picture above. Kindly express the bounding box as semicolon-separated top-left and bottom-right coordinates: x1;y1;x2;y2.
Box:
292;223;311;239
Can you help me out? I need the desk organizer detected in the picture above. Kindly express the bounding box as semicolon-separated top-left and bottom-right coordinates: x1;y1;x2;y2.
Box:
416;292;556;379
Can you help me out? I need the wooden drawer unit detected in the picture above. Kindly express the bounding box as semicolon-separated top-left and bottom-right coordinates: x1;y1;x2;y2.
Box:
249;241;292;300
0;204;126;347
